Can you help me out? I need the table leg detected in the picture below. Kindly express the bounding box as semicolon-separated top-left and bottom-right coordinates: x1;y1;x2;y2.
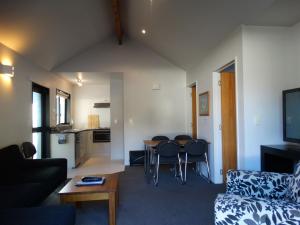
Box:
116;185;119;207
75;202;82;208
146;146;152;184
144;144;148;175
109;192;116;225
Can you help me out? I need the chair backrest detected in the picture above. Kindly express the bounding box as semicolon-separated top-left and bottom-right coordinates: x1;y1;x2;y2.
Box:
156;141;180;157
0;145;24;168
21;142;37;159
184;139;208;156
152;136;169;141
174;135;192;141
0;145;24;183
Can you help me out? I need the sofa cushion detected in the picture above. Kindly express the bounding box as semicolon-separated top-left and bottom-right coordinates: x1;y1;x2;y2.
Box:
0;145;24;184
215;194;300;225
227;170;292;200
0;145;24;167
0;183;47;209
0;205;75;225
288;162;300;203
22;166;65;183
21;166;66;196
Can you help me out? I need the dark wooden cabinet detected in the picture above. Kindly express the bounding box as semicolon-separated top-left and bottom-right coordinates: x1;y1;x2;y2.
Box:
261;145;300;173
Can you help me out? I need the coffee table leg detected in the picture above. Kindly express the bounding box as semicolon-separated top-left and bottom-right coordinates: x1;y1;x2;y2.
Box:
116;188;119;207
109;192;116;225
75;202;82;208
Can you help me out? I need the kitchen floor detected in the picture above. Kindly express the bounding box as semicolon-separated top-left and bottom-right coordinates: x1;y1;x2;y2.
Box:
67;156;125;178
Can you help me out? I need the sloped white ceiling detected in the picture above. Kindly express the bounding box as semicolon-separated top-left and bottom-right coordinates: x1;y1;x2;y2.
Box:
0;0;300;71
60;72;113;85
122;0;300;70
0;0;113;70
247;0;300;26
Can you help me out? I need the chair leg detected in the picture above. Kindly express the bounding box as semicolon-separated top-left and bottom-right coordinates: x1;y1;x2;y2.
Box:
178;154;184;184
149;150;153;173
184;153;187;183
205;152;210;182
154;155;160;186
144;148;147;174
174;163;178;177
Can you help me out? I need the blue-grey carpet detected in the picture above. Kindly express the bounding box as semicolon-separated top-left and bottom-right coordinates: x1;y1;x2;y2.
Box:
44;166;225;225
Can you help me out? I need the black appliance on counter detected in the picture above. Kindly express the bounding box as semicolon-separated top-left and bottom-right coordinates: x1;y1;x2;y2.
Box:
93;129;111;143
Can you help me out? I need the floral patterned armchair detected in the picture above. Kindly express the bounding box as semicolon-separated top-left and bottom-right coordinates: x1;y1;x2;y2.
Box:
215;163;300;225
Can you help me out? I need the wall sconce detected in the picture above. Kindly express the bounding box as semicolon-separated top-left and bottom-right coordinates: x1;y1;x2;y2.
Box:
76;77;82;87
0;64;14;77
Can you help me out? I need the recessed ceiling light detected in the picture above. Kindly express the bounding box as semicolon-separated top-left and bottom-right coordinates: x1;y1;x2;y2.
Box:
141;29;147;35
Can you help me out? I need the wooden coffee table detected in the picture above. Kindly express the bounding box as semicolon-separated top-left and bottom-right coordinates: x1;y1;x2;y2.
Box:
59;173;119;225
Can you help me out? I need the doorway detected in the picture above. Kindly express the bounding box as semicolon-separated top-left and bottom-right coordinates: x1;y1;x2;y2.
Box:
32;82;50;159
191;85;197;139
220;64;237;181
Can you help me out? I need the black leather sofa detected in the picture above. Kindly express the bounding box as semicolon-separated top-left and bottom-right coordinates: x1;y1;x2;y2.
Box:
0;205;75;225
0;144;76;225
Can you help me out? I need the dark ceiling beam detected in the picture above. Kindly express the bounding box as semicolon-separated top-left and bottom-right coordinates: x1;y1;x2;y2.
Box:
111;0;123;45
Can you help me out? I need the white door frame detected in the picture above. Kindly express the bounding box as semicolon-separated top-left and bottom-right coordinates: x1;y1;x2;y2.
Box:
187;81;198;138
212;57;241;184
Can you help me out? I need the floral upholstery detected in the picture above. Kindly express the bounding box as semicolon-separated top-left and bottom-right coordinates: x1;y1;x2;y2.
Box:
215;194;300;225
215;168;300;225
288;162;300;203
227;170;293;200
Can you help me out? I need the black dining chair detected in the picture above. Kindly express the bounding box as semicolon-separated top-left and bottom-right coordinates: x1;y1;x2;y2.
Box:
153;141;183;186
152;136;169;141
182;139;210;183
174;135;192;141
150;136;170;166
21;142;37;159
174;134;192;167
146;136;170;175
144;136;170;175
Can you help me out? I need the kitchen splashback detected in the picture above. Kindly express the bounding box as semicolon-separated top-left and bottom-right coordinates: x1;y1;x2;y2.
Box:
88;114;100;129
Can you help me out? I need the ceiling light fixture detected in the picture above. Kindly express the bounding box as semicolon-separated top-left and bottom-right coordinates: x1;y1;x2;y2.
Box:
141;29;147;35
0;63;14;77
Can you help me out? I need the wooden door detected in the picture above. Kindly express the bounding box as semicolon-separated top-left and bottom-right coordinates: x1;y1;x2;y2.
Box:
191;85;197;139
221;72;237;181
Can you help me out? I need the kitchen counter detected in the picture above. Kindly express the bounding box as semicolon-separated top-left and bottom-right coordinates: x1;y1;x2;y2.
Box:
50;128;111;168
50;128;110;134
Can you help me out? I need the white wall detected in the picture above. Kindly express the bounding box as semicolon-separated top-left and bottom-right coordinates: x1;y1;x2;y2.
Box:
0;42;72;148
186;28;244;183
73;83;110;129
186;24;300;183
110;74;124;160
55;39;187;165
242;26;299;170
292;22;300;84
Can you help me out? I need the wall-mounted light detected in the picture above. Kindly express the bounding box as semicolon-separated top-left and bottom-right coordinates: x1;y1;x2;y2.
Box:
76;77;82;87
0;64;14;77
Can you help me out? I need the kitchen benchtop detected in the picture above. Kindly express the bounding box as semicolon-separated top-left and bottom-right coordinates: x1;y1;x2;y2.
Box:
50;128;110;134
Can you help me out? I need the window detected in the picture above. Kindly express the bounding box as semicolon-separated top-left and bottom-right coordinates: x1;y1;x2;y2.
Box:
56;89;71;124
